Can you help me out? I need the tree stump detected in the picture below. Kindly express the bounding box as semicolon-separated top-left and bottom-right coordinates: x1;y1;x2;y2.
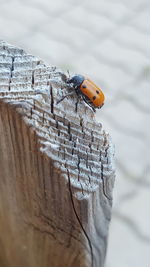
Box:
0;41;115;267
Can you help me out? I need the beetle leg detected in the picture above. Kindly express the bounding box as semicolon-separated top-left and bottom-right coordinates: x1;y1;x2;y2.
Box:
75;97;79;113
56;91;75;104
90;105;96;112
81;95;96;112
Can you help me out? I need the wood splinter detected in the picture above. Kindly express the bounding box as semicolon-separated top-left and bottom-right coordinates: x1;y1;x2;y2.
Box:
0;41;115;267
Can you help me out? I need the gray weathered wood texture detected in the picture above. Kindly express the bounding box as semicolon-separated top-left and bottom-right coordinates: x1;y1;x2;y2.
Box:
0;41;115;267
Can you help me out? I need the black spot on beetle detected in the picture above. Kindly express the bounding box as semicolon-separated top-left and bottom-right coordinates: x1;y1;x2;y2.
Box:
96;90;100;94
93;96;96;100
82;85;86;88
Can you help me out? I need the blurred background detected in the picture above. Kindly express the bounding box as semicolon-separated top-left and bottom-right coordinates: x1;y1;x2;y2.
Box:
0;0;150;266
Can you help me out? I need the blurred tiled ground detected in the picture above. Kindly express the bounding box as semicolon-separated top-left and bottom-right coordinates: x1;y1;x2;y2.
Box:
0;0;150;266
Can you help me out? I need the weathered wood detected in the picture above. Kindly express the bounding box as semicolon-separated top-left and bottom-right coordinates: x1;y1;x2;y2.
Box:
0;41;115;267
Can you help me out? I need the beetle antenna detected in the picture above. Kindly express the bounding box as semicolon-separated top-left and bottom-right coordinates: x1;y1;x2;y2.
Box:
67;69;70;79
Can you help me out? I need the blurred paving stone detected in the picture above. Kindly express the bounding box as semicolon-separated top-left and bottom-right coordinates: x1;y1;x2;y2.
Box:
106;214;150;267
118;188;150;237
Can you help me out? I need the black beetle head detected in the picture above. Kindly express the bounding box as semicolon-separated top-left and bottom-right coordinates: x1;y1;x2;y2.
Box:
67;75;84;88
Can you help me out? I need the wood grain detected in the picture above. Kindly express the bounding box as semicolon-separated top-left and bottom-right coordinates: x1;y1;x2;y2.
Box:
0;41;115;267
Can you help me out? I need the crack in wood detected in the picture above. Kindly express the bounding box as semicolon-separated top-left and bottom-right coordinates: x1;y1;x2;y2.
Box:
32;70;35;89
67;168;94;267
50;83;54;114
100;150;112;201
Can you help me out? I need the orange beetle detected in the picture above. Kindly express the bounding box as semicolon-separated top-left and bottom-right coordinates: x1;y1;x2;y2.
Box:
57;74;105;112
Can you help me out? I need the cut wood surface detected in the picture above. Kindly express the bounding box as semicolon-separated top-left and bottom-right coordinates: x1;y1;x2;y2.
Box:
0;41;115;267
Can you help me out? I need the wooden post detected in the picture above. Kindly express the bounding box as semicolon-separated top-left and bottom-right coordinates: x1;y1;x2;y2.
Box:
0;41;115;267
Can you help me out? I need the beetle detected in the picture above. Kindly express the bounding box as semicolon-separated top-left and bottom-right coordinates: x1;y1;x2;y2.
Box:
57;74;105;112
